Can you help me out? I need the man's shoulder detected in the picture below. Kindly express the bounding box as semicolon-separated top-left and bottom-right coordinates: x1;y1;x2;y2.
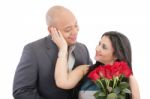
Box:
27;36;48;46
24;36;49;50
75;42;86;48
75;42;88;52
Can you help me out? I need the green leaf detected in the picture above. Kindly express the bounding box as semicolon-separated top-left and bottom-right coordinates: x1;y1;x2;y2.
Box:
94;91;100;97
94;91;105;97
112;87;121;94
107;93;117;99
95;96;107;99
94;91;107;99
119;82;129;89
117;94;126;99
122;88;131;94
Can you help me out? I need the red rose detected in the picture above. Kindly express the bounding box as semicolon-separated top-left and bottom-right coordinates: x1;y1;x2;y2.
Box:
88;61;132;99
88;69;100;81
120;61;132;77
104;65;112;79
111;62;122;77
97;66;105;78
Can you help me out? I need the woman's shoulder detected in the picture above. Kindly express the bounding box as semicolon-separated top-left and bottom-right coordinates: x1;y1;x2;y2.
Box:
87;62;103;75
80;62;103;91
79;76;99;99
80;77;98;91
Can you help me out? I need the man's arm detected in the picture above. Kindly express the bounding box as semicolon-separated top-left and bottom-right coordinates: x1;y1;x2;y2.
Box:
13;44;44;99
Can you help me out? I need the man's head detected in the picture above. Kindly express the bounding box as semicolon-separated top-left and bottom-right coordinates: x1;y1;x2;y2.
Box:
46;5;79;46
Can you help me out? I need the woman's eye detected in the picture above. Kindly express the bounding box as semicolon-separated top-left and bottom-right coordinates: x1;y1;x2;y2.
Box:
102;44;107;49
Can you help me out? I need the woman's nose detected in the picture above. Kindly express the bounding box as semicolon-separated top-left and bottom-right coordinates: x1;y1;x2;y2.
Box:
96;45;101;51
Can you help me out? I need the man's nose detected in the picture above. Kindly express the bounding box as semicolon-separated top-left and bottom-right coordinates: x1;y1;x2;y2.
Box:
71;27;79;35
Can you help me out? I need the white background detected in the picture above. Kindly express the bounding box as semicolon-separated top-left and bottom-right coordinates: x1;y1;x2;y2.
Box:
0;0;150;98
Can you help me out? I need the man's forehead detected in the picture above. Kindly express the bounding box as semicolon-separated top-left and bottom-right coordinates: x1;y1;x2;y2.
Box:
63;20;78;28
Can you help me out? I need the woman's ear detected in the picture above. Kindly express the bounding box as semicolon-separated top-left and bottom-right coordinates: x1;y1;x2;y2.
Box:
113;56;118;61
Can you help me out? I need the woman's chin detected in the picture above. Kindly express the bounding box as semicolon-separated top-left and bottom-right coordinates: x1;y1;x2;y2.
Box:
95;57;103;63
94;57;99;61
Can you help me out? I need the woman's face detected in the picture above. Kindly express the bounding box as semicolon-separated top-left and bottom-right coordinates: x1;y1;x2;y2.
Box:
94;36;116;65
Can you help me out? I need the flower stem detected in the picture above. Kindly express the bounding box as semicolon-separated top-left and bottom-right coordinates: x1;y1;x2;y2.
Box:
113;77;117;88
97;79;106;93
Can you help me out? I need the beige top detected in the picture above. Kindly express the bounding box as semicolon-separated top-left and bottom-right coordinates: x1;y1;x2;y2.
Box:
67;45;75;71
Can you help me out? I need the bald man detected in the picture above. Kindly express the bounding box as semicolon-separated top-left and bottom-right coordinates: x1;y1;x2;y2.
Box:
13;5;92;99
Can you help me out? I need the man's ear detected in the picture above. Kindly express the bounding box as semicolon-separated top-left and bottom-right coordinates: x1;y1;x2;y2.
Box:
48;26;52;34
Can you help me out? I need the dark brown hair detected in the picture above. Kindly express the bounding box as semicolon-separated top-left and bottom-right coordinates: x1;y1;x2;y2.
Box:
102;31;132;69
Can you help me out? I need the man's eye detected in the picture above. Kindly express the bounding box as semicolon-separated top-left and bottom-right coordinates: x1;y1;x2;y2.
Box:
64;27;72;32
75;24;78;28
64;29;71;32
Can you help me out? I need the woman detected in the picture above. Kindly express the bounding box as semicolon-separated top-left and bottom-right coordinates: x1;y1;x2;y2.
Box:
51;30;140;99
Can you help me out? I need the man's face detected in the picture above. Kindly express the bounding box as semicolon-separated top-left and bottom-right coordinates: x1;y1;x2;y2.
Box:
55;13;79;46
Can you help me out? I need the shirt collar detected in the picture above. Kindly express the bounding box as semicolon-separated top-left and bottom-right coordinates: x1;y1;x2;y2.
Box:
68;45;75;54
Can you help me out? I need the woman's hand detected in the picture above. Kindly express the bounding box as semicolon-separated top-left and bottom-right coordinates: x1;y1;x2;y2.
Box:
55;64;89;89
49;27;67;50
73;65;89;75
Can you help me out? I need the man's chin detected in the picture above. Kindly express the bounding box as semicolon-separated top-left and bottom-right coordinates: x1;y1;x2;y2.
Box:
68;41;76;46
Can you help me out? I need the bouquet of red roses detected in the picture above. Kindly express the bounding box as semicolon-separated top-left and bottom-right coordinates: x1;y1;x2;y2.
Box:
88;61;132;99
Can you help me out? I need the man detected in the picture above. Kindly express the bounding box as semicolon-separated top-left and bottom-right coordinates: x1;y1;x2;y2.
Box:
13;5;92;99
